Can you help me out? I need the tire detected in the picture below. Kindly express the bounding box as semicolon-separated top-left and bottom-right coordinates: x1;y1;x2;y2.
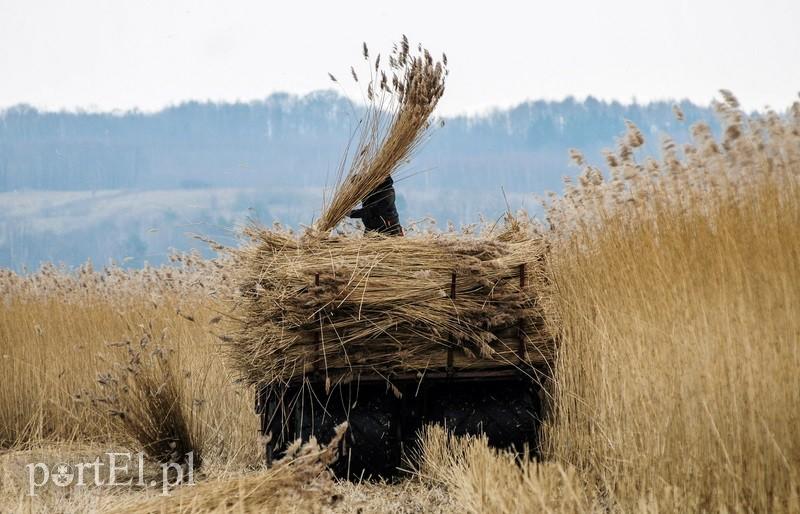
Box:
422;380;541;454
273;375;543;479
292;381;401;479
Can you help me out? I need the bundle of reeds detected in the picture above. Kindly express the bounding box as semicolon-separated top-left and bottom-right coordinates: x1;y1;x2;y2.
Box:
223;222;553;387
109;423;347;513
313;36;447;235
222;39;553;387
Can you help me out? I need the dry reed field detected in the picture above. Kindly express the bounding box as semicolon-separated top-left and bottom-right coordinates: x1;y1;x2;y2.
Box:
2;86;799;511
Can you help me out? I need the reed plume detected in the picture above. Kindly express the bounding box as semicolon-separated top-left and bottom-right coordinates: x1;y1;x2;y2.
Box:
313;37;447;235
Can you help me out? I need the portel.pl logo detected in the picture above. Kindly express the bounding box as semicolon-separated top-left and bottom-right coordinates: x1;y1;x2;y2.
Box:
26;452;195;496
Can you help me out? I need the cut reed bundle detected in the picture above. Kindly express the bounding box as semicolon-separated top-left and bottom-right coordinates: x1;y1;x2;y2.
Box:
108;423;347;514
221;40;550;388
223;221;553;388
94;325;200;467
313;37;447;235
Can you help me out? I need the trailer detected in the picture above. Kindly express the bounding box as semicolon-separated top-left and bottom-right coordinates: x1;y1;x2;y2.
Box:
254;269;549;478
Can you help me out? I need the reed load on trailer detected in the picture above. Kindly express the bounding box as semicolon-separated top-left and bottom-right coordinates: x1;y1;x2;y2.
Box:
220;38;555;478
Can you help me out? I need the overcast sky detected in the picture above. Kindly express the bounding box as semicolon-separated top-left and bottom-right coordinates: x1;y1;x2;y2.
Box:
1;0;799;116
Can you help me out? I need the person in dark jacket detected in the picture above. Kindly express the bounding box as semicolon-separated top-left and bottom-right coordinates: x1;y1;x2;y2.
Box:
348;176;403;235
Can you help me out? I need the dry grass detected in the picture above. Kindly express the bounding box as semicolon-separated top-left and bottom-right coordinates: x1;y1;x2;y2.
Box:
220;39;498;389
94;328;201;466
1;92;799;513
106;423;347;514
223;223;552;387
0;254;258;468
314;36;447;235
413;425;600;513
541;93;800;512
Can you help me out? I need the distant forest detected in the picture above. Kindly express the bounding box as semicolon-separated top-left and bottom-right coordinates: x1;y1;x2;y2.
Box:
0;92;717;270
0;91;715;193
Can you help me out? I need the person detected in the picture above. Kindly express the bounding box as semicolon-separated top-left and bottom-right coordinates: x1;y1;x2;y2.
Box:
348;176;403;235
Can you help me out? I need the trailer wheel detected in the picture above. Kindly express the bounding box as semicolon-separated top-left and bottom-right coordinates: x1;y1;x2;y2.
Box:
423;379;541;454
293;381;401;479
265;374;544;479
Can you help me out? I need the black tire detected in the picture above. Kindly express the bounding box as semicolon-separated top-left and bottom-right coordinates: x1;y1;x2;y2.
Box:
422;380;541;454
272;375;543;479
292;381;401;479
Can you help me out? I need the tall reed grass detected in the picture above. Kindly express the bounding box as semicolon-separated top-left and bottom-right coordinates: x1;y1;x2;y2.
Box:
0;256;259;469
540;93;800;512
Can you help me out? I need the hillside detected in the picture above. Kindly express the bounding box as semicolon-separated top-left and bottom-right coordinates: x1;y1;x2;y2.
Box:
0;93;716;269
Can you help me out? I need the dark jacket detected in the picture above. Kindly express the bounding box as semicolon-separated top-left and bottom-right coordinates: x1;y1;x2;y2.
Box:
348;176;403;235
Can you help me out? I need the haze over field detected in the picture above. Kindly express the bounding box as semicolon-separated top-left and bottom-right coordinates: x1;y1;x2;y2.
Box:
1;94;718;269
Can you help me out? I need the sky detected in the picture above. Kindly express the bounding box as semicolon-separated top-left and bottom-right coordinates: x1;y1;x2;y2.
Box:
1;0;799;116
